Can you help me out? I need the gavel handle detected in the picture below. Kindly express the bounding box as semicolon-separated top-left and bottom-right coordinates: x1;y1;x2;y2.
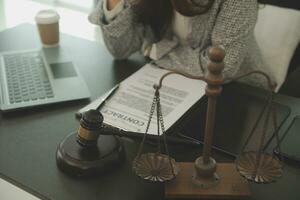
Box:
100;127;236;157
100;127;200;146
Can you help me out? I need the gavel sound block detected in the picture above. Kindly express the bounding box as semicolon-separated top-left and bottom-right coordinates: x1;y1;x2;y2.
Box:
56;110;125;177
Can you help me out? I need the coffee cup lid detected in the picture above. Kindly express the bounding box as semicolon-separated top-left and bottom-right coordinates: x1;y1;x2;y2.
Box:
35;9;60;24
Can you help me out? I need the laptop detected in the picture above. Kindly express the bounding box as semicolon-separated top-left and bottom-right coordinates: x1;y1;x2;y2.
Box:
0;47;90;111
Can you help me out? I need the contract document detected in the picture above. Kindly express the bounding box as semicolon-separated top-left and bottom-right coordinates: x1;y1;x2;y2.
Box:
78;64;206;135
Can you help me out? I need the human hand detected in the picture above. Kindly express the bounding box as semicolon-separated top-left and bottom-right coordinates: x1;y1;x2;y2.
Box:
107;0;121;10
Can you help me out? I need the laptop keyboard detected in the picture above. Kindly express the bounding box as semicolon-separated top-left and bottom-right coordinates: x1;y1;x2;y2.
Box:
3;51;54;104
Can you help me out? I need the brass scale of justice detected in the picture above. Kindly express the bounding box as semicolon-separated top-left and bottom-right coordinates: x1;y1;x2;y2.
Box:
56;1;283;198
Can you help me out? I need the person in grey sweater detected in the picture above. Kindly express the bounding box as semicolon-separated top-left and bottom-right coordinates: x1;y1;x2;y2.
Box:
89;0;275;89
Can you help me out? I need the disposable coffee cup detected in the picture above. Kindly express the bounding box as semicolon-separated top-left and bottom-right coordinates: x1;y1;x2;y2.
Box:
35;9;60;47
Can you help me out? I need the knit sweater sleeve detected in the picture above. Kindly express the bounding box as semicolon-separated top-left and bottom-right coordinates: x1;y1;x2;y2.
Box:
88;0;145;59
200;0;258;78
155;0;258;78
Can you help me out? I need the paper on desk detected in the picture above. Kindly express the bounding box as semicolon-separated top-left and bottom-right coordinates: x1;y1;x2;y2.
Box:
78;64;206;134
0;178;41;200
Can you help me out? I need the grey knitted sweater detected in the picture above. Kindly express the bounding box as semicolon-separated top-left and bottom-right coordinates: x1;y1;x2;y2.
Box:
89;0;275;88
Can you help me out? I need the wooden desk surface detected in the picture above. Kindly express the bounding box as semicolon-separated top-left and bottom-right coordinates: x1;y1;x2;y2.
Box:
0;24;299;200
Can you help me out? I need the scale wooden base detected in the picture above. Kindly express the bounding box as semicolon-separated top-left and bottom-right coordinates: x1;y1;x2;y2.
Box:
165;162;250;199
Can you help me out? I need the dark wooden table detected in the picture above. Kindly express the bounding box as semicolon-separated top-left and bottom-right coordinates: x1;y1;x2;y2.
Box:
0;24;299;200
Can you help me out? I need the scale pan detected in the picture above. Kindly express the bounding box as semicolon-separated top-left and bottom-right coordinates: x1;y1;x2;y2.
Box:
133;153;179;182
236;151;283;183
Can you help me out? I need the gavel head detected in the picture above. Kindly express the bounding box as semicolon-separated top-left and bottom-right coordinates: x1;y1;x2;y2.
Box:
77;109;103;147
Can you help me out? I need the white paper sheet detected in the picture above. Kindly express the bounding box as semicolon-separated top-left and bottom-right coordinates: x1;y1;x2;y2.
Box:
78;64;206;134
0;178;40;200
